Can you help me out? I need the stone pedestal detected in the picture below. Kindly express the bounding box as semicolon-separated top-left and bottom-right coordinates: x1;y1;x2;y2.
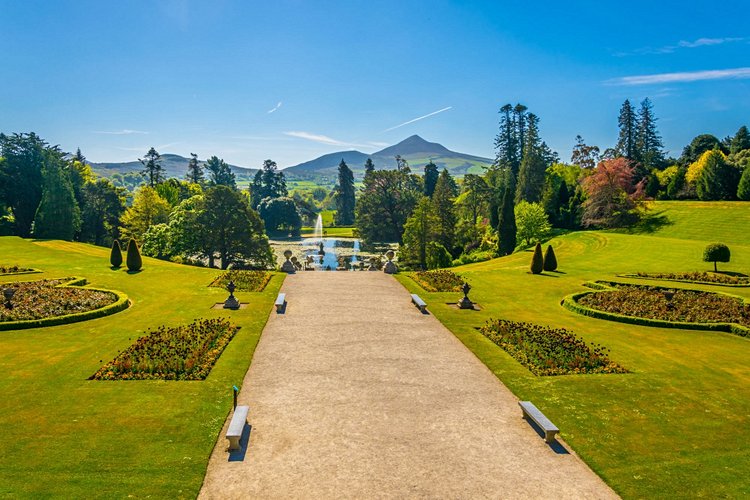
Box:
458;283;474;309
383;261;398;274
281;249;296;274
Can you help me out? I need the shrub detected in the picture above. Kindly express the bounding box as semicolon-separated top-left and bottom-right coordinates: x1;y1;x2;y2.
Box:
543;244;557;271
530;242;544;274
426;242;453;269
412;269;465;292
209;270;271;292
110;240;123;268
91;318;239;380
703;243;730;272
0;265;33;275
126;238;142;272
479;318;628;376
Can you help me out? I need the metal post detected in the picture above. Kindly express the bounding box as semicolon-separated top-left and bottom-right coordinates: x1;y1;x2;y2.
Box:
232;385;239;409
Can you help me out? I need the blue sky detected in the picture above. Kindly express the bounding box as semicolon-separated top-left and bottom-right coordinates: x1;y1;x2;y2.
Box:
1;0;749;168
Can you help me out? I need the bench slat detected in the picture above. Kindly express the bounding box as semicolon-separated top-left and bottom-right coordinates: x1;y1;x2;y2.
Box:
410;294;427;312
275;293;286;305
519;401;559;443
226;405;249;450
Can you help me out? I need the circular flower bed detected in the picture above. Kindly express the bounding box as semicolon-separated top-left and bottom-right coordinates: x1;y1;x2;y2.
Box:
626;271;750;286
0;278;119;322
577;283;750;328
479;318;627;376
209;270;271;292
411;270;465;292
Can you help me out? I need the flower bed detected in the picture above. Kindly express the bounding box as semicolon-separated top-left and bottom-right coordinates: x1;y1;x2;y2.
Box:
209;270;271;292
91;318;240;381
624;271;750;287
479;318;627;376
0;278;118;322
0;265;39;275
411;270;465;292
577;282;750;328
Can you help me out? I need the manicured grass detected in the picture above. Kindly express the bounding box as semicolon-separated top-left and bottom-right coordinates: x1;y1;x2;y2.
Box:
0;237;283;498
300;226;356;238
395;206;750;498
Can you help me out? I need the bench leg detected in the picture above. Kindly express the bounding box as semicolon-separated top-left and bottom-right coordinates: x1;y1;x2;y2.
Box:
544;430;557;443
227;436;240;450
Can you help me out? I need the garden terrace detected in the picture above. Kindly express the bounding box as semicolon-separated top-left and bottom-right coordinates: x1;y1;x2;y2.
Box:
91;318;240;380
209;270;271;292
410;269;465;292
479;318;628;376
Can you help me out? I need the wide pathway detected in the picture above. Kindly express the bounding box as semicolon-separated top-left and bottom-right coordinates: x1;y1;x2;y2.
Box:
200;272;617;499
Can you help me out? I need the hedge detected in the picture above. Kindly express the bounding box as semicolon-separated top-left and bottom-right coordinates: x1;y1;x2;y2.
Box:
0;268;43;276
561;281;749;339
0;277;130;331
617;273;750;288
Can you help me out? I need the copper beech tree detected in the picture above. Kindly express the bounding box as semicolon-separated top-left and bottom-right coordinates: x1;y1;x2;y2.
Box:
581;158;645;228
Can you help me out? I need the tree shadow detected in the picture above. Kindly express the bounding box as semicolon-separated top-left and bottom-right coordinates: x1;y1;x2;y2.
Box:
714;270;749;278
126;269;143;275
623;210;673;234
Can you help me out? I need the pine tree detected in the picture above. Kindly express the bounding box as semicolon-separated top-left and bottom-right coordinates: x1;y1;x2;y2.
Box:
186;153;204;184
515;114;547;203
33;159;80;240
431;169;457;253
737;166;750;200
497;185;516;256
139;147;164;187
110;240;123;268
635;98;664;172
530;242;544;274
730;126;750;154
205;156;236;188
514;104;528;165
334;159;355;225
571;135;600;169
423;161;439;197
126;238;142;272
543;244;558;271
364;158;375;177
616;99;638;161
494;104;519;174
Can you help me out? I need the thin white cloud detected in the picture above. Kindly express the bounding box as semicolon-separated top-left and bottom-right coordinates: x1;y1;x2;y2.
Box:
284;131;350;147
267;101;283;114
367;141;390;148
94;129;148;135
382;106;452;133
678;37;744;48
608;67;750;86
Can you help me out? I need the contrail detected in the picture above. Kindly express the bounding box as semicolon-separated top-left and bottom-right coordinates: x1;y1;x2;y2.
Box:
382;106;452;132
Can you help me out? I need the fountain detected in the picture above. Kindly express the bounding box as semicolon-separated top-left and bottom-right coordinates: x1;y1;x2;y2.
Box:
313;214;323;242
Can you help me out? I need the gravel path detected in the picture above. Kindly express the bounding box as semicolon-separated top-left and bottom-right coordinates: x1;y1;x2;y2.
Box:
199;272;617;499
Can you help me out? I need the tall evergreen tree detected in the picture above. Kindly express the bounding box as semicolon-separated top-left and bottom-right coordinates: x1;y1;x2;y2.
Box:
514;104;528;163
730;126;750;154
423;161;439;197
737;165;750;200
401;197;440;270
571;135;600;169
431;169;457;253
250;159;287;208
497;185;517;256
494;104;519;173
515;114;548;204
334;159;355;225
33;159;80;240
0;132;50;237
696;150;737;201
80;178;126;246
186;153;204;184
139;147;164;187
615;99;638;161
364;158;375;177
635;98;664;172
205;156;236;188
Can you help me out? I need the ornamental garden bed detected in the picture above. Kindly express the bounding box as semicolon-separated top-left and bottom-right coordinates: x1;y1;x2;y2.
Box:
410;269;465;292
90;318;240;380
562;281;750;337
479;318;628;376
208;270;271;292
0;265;41;275
0;277;128;330
621;271;750;287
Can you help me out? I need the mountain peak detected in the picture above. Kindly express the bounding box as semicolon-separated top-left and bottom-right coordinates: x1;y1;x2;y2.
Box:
374;135;452;157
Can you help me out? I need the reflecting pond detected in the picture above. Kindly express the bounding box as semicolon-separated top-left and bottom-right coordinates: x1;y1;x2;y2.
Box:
269;237;398;271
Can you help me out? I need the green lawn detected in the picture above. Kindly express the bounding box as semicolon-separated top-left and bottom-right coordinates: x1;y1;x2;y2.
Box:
0;237;283;498
396;200;750;498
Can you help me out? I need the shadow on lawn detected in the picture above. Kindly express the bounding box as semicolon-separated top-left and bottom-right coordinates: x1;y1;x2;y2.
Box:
622;210;673;234
525;419;569;455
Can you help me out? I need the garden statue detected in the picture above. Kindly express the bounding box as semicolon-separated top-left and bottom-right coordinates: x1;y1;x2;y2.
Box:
281;249;296;274
458;282;474;309
368;257;379;271
3;287;15;309
318;241;325;255
223;280;240;310
383;250;398;274
663;289;676;310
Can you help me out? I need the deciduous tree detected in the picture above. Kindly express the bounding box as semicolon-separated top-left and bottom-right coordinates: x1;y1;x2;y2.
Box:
205;155;236;188
401;197;440;270
33;159;81;240
581;158;644;228
514;201;551;246
120;186;171;240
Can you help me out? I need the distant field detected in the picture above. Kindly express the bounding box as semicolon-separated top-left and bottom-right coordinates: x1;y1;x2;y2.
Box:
300;226;356;238
396;200;750;498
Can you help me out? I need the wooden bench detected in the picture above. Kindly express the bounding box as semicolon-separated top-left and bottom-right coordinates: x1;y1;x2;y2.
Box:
519;401;559;443
410;293;427;313
226;405;249;451
275;293;286;313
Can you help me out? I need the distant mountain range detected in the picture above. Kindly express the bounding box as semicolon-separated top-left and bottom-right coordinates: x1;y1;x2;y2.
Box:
285;135;492;179
89;135;492;182
90;154;256;180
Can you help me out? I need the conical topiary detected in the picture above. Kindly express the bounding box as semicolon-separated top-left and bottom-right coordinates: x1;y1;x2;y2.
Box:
543;244;558;272
126;238;142;272
530;242;544;274
110;240;123;268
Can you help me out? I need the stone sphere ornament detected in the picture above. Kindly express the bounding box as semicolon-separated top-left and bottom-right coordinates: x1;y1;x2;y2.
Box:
383;250;398;274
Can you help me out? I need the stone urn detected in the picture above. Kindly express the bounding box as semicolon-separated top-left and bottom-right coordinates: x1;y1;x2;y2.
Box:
368;257;379;271
458;282;474;309
223;280;240;310
383;250;398;274
281;249;296;274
